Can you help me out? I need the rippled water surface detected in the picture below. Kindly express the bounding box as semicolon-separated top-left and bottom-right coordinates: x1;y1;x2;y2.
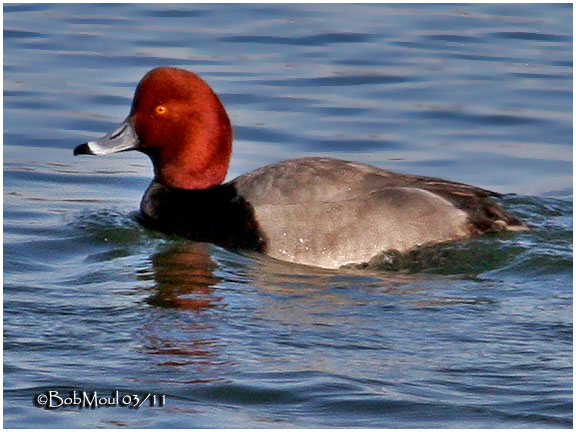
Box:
4;3;572;428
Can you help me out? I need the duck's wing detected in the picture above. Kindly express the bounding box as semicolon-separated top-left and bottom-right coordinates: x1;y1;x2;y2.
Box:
231;157;528;241
232;157;501;203
401;174;528;233
231;157;397;205
244;184;527;269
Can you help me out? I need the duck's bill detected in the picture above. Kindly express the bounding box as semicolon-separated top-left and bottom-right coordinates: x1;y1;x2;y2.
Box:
74;119;139;156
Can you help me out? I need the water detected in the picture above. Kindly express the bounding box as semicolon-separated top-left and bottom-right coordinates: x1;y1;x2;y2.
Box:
4;3;572;428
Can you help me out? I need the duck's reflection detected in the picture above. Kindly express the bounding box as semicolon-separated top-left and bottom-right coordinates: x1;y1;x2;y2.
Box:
136;242;231;378
136;241;489;380
145;241;222;310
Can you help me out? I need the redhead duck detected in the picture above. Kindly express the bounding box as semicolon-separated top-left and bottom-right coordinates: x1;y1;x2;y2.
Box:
74;67;528;269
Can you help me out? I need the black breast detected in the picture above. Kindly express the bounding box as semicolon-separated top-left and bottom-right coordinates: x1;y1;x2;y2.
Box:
139;182;266;251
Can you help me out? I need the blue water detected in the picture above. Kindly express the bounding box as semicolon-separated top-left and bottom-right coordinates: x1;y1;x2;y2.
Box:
4;3;572;428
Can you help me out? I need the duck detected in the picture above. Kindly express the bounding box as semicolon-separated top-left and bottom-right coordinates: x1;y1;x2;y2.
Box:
74;67;528;269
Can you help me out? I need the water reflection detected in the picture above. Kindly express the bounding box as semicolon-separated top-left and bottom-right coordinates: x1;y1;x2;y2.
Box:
135;242;230;380
145;242;222;310
142;239;509;321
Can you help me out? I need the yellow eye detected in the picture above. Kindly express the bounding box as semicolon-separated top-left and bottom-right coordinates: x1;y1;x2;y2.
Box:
155;105;167;115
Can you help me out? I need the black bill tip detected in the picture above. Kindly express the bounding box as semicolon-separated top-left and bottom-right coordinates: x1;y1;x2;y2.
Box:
73;143;92;156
